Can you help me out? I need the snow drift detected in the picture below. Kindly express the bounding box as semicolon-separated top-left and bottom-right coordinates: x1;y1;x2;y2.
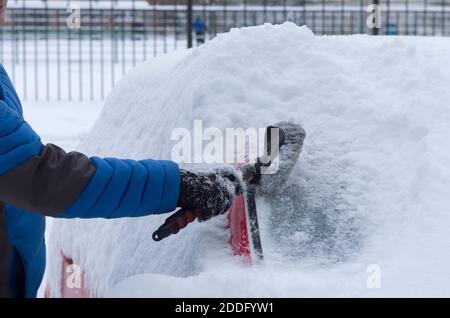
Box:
47;23;450;297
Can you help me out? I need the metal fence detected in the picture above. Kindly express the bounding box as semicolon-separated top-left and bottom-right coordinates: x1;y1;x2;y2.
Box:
0;0;449;102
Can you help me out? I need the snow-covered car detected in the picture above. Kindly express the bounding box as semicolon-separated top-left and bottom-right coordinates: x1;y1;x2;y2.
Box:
45;23;450;297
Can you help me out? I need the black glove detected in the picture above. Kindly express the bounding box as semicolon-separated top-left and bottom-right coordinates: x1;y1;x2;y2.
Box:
177;168;242;221
153;168;242;242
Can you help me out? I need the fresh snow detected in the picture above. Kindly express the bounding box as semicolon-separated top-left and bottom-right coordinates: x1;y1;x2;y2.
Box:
23;101;103;151
46;22;450;297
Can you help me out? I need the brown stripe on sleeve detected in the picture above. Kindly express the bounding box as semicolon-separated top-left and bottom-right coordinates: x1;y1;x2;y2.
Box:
0;144;96;216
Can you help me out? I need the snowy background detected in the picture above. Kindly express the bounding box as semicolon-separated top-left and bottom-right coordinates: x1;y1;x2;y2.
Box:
20;22;450;297
4;0;449;105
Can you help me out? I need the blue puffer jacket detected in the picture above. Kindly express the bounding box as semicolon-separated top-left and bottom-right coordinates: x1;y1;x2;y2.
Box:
0;64;180;298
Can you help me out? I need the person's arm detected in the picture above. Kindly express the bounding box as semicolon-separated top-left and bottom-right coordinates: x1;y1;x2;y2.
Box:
0;100;180;219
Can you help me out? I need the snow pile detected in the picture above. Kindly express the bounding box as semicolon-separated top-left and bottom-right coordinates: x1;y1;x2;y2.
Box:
47;23;450;297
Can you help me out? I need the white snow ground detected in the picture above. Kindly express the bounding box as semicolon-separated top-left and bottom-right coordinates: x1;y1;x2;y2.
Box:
23;101;103;150
45;23;450;297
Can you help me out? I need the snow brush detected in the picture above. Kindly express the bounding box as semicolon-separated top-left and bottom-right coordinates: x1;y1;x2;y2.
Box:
236;126;286;261
152;208;204;242
152;126;286;251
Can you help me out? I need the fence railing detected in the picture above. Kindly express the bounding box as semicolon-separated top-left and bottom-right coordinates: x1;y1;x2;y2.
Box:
0;0;449;102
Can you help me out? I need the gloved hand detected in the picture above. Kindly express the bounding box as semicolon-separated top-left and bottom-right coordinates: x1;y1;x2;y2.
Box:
177;168;242;221
152;168;242;241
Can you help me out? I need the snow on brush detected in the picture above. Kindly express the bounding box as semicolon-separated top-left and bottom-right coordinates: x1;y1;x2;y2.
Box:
47;23;450;297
